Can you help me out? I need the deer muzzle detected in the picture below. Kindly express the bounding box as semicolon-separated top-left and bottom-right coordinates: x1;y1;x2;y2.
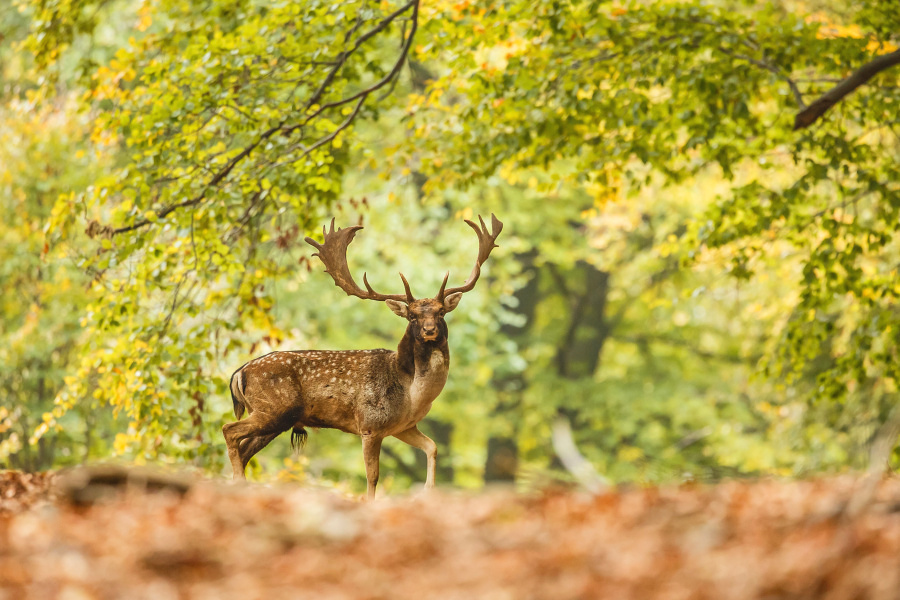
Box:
421;320;438;341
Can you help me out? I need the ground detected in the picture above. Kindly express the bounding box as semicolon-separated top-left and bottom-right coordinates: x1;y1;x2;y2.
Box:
2;468;900;599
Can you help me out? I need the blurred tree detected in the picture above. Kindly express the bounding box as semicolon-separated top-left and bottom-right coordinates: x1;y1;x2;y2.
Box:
0;1;118;469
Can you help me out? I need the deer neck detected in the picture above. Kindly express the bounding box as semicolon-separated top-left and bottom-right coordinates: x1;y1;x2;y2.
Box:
396;325;450;379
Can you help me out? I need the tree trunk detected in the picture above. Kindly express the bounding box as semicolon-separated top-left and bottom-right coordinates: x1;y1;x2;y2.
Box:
484;437;519;482
483;251;541;484
555;261;611;380
420;418;454;483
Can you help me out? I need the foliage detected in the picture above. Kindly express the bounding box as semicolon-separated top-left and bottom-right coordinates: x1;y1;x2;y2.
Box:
0;95;101;468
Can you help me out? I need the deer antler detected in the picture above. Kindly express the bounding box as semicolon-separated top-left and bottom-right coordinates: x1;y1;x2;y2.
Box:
436;213;503;300
305;219;414;303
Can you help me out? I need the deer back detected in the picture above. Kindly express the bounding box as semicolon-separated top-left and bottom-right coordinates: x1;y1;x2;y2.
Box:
236;349;422;436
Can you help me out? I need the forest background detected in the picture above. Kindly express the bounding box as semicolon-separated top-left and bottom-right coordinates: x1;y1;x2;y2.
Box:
1;0;898;496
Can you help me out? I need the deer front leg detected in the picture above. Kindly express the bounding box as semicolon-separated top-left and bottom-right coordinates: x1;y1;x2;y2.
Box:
393;426;438;489
361;435;383;500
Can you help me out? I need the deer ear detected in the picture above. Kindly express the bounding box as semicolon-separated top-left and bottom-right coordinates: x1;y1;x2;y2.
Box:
443;292;463;313
385;299;409;319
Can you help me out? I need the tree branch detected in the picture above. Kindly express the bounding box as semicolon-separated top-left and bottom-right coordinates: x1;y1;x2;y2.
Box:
287;0;419;134
111;127;278;236
305;0;417;114
614;333;759;364
794;48;900;130
109;0;420;237
381;445;422;482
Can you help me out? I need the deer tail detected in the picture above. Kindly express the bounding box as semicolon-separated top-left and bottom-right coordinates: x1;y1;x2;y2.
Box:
230;368;247;420
291;427;308;451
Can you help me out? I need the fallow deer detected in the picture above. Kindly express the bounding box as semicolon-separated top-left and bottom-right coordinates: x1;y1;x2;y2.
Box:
223;214;502;498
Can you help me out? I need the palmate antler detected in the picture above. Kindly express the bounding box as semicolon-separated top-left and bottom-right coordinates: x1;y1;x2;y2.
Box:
435;213;503;301
304;219;414;303
305;214;503;304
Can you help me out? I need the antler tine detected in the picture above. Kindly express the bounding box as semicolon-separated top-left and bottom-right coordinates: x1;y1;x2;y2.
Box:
399;273;415;302
436;271;450;300
305;220;412;303
436;213;503;300
361;271;415;303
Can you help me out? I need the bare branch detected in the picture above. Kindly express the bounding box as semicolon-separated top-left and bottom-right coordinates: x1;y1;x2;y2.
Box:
297;95;365;159
795;48;900;130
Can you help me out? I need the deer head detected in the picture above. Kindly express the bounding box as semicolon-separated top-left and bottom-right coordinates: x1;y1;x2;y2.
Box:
304;214;503;344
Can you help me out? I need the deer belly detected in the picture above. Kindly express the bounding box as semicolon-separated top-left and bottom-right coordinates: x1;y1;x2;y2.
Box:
297;387;362;435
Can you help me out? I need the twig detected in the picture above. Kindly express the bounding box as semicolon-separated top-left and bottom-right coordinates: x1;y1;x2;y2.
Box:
298;95;365;158
718;47;805;109
304;0;417;115
110;130;276;236
190;208;199;271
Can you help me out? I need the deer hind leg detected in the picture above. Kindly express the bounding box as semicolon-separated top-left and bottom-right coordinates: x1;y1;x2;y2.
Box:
361;435;384;500
223;414;283;480
240;433;280;471
393;426;438;490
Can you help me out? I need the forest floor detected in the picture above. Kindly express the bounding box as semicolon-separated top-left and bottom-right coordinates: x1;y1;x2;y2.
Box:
2;468;900;600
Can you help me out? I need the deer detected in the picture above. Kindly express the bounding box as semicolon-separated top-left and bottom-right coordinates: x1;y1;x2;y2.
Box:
222;214;502;499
